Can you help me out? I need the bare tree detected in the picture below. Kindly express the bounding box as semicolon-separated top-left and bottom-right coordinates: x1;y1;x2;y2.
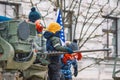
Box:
51;0;120;50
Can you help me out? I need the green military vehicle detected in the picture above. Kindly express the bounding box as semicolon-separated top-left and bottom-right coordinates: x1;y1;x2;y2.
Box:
0;20;48;80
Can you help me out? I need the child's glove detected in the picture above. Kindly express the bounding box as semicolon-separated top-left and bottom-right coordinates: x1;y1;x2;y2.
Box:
74;68;78;77
65;47;73;54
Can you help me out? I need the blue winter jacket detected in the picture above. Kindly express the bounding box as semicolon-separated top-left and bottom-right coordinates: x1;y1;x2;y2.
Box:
61;58;78;79
61;41;78;79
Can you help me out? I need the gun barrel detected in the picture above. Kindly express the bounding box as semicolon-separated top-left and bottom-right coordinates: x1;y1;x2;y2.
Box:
38;48;111;56
74;48;111;53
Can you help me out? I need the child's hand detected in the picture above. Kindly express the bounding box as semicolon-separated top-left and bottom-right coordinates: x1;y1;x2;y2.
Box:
37;34;42;37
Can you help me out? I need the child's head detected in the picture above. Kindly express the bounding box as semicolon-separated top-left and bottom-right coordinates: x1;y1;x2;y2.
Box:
65;41;71;47
46;22;61;33
28;7;41;22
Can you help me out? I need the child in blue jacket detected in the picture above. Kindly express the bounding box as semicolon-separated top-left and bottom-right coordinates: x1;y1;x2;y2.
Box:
61;41;81;80
61;55;78;80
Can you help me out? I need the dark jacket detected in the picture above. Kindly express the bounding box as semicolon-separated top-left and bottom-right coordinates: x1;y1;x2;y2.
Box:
43;31;69;63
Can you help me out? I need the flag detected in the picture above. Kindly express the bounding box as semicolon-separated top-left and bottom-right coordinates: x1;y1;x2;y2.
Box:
56;9;65;43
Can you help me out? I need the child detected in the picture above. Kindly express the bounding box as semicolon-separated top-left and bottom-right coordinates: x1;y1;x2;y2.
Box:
61;41;82;80
28;7;43;37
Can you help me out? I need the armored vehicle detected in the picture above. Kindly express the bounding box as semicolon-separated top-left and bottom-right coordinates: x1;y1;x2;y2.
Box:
0;20;48;80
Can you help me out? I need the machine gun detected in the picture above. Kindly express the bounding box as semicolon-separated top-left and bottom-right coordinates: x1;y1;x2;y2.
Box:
36;48;111;65
37;48;111;56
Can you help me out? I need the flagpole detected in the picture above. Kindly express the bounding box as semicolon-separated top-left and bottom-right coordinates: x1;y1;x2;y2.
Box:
55;8;60;22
